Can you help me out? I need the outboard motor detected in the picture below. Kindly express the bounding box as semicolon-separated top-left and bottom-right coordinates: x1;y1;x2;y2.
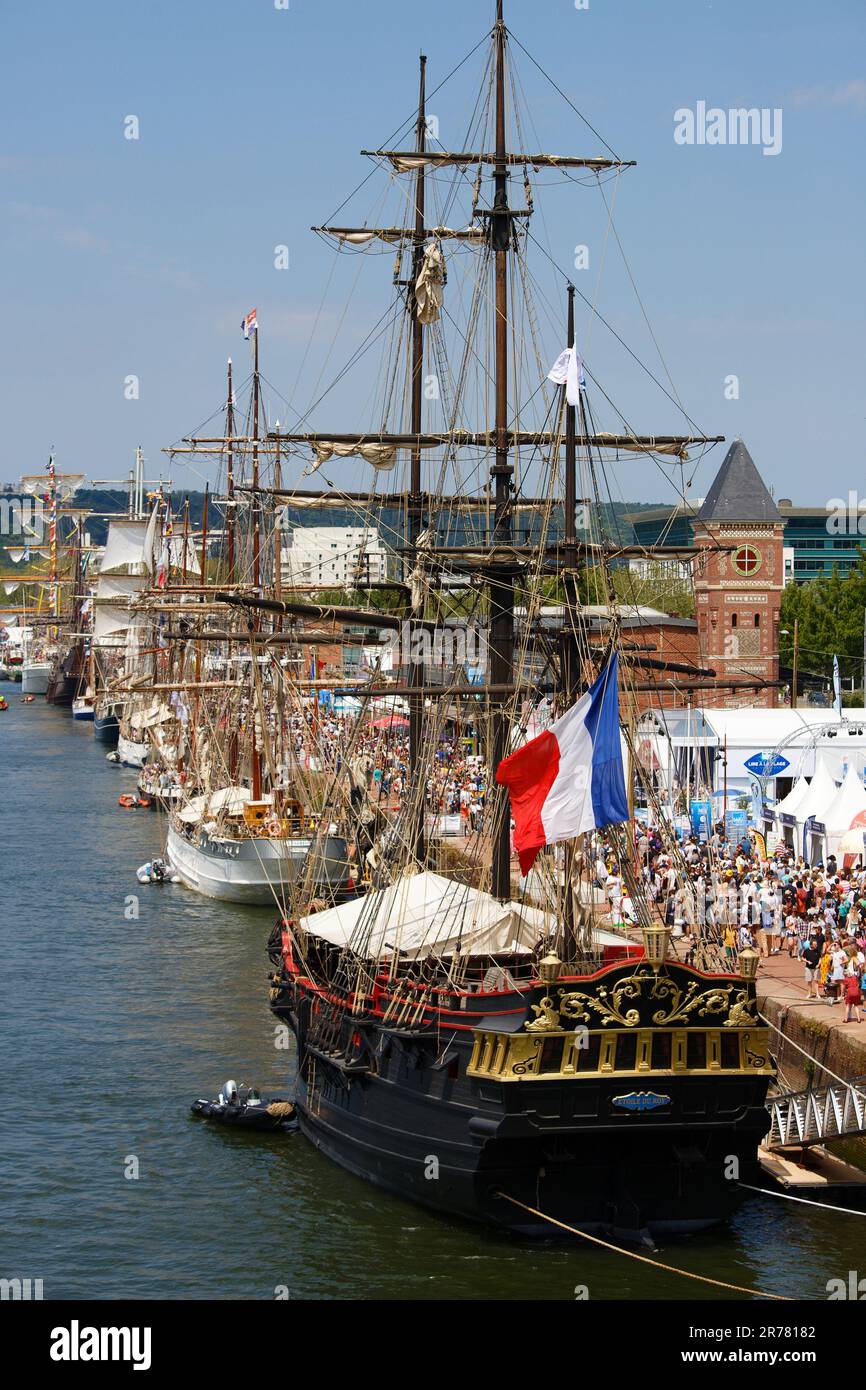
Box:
224;1079;239;1105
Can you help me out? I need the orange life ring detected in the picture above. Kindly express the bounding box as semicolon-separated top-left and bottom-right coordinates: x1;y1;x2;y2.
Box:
264;814;281;837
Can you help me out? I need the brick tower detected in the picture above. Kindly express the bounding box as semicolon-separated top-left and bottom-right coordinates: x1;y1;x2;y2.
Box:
691;441;783;709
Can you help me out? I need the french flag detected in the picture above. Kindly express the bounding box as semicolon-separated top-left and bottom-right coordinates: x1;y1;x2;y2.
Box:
242;307;258;339
496;654;628;874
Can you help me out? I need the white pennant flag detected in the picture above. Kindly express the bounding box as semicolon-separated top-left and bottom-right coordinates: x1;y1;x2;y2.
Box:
547;346;585;405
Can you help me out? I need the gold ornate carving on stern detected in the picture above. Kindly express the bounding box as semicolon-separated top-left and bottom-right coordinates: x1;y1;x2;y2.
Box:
724;991;758;1027
555;967;758;1030
525;996;561;1032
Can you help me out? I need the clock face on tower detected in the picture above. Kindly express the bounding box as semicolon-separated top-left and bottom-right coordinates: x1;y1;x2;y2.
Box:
731;543;762;576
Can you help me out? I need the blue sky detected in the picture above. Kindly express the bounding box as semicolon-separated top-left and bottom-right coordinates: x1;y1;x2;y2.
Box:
1;0;863;508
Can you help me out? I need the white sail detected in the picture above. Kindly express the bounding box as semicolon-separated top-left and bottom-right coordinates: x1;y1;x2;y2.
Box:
99;519;152;575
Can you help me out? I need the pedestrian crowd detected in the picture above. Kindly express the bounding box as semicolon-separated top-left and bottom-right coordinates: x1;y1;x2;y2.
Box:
594;822;866;1022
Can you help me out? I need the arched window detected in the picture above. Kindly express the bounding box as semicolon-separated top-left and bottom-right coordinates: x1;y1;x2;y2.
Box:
754;613;760;628
731;613;737;629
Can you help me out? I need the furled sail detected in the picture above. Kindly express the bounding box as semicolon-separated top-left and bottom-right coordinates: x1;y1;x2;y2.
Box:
311;441;398;471
415;241;445;325
314;225;484;245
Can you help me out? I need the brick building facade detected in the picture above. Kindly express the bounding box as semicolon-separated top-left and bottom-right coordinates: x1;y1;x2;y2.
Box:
691;441;783;709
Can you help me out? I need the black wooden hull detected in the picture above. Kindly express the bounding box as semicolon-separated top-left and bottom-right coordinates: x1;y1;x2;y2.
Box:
268;935;775;1243
278;1011;769;1241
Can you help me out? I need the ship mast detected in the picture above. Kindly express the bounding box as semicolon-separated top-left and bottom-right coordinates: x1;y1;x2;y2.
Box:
226;358;235;584
48;450;58;621
251;327;263;802
489;0;514;901
407;53;427;864
560;283;580;957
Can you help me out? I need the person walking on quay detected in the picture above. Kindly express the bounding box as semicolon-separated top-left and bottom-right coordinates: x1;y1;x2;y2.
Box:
802;937;822;1000
843;957;863;1024
830;940;849;1005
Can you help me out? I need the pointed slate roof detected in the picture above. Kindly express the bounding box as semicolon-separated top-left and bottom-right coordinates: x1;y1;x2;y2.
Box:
697;441;781;523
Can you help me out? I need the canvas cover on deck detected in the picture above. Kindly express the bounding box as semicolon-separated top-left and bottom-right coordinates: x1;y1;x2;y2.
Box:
300;869;628;961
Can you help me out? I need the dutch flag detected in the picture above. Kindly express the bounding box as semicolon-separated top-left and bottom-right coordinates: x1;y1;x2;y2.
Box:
496;654;629;874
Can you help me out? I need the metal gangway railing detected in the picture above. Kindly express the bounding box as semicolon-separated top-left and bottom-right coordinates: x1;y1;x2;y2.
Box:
766;1077;866;1151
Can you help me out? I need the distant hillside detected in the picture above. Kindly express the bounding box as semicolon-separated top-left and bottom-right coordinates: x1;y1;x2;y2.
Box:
1;488;668;556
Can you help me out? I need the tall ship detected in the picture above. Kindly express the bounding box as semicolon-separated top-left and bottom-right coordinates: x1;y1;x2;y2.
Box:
12;457;89;699
102;364;355;907
210;1;772;1240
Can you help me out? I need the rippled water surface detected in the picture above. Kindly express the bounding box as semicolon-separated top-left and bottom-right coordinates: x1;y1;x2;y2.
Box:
1;686;863;1300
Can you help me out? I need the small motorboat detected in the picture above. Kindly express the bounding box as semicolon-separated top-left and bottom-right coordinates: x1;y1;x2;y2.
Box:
22;694;35;704
190;1081;296;1132
118;793;151;809
0;696;8;711
136;858;179;884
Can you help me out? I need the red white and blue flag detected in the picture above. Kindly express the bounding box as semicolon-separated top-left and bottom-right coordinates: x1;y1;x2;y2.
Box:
242;307;258;339
496;654;628;874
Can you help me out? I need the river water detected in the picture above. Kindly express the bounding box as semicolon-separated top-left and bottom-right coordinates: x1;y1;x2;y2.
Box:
1;684;863;1301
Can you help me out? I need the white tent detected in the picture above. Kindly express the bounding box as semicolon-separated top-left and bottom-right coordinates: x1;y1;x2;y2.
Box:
300;869;627;961
774;775;811;820
796;758;839;826
821;766;866;853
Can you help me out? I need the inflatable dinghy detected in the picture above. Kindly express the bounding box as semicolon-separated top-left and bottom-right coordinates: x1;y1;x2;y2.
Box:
191;1081;296;1132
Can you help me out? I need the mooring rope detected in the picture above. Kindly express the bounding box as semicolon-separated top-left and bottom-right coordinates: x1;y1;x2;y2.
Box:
495;1192;791;1300
737;1181;866;1218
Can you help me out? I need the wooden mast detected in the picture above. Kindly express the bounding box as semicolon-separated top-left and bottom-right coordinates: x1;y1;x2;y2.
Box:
489;0;514;902
226;357;239;780
251;324;263;802
226;358;235;584
560;283;580;958
408;52;427;864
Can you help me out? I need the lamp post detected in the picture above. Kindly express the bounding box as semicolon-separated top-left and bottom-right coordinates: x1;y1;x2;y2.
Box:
782;620;799;709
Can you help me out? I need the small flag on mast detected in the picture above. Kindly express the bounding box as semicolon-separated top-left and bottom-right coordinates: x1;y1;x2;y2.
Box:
242;308;258;339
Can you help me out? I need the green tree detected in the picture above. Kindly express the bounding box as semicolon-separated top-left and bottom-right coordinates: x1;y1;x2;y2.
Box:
780;551;866;688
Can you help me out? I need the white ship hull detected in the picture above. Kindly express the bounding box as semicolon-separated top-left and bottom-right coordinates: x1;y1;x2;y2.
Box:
117;734;150;767
22;662;52;695
165;822;311;905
